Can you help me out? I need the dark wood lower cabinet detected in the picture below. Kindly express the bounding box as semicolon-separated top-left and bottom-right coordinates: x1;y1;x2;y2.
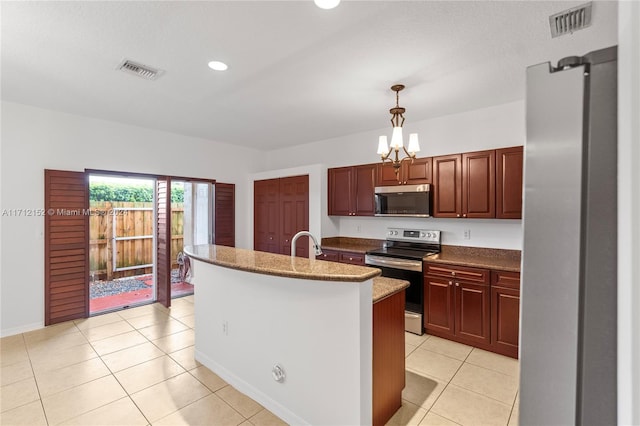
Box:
455;281;490;346
424;276;455;335
424;263;518;358
373;290;405;426
316;249;365;266
491;271;521;358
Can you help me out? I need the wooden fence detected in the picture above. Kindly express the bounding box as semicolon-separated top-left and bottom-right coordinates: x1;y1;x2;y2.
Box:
89;201;184;280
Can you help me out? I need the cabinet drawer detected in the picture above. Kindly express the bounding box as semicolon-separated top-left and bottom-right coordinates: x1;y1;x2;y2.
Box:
491;270;521;289
424;263;489;284
317;251;339;262
340;252;365;265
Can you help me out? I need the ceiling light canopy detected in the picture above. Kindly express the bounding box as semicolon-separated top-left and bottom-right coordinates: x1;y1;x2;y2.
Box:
377;84;420;174
314;0;340;10
207;61;228;71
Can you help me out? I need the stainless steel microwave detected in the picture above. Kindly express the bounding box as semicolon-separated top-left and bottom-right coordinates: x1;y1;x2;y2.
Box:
374;184;431;217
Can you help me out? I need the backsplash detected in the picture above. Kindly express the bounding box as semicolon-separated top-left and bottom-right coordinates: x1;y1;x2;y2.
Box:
330;216;523;250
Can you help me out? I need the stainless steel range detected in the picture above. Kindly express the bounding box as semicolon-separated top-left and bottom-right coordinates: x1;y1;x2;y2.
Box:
365;228;441;335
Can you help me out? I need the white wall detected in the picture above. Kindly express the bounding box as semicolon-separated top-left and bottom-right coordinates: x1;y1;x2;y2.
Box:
617;2;640;423
264;101;526;249
0;101;262;336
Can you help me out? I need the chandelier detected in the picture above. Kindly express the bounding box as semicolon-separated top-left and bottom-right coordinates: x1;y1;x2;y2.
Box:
376;84;420;174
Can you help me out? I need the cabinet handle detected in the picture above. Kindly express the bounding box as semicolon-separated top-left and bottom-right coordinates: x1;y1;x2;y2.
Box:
404;181;407;184
349;257;353;261
285;239;289;243
452;271;456;276
456;214;461;217
455;282;459;287
269;237;273;240
463;214;467;218
449;281;453;286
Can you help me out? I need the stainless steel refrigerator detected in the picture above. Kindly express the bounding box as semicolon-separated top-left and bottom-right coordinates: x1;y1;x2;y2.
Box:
520;46;617;425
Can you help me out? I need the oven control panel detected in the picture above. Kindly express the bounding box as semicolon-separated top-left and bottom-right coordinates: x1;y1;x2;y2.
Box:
387;228;440;243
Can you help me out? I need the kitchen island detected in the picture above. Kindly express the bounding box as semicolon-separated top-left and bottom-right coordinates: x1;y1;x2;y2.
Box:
185;245;408;426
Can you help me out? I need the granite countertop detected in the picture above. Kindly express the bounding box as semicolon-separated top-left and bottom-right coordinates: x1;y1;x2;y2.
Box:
372;277;409;303
424;245;521;272
185;245;381;283
320;237;383;254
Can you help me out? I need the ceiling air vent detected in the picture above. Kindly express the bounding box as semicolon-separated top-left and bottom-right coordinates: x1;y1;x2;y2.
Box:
117;59;163;81
549;2;592;38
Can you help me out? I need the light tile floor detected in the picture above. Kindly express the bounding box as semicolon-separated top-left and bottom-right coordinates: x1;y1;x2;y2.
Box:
1;297;519;426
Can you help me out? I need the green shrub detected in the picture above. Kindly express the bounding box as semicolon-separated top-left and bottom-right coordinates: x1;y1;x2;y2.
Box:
89;183;184;202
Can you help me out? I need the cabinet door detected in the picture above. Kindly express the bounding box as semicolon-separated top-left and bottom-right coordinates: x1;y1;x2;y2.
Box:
353;164;377;216
433;154;462;218
316;250;339;262
462;150;495;218
339;252;365;265
377;163;402;186
254;179;280;254
491;285;520;358
328;167;353;216
404;157;432;185
280;175;309;257
455;281;491;345
423;276;455;335
496;146;523;219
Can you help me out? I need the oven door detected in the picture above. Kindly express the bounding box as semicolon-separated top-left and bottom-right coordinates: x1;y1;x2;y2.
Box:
365;254;424;335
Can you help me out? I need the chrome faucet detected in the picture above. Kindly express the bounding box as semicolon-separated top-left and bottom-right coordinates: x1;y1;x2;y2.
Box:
291;231;322;258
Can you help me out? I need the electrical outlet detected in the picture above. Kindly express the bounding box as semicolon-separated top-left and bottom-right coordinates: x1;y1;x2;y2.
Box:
464;229;471;240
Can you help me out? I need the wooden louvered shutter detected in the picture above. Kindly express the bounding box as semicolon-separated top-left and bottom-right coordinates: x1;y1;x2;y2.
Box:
214;183;235;247
156;178;171;307
44;170;89;325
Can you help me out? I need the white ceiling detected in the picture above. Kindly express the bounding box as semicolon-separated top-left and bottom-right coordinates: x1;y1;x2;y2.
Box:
1;1;618;151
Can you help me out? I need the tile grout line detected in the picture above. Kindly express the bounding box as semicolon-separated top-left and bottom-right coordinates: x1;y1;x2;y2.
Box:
21;332;51;426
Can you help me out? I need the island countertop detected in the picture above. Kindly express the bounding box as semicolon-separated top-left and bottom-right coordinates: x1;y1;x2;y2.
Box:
185;244;381;282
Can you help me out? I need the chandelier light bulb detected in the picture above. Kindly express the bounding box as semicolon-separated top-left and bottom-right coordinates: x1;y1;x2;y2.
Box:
408;133;421;153
377;136;390;155
391;127;404;149
314;0;341;9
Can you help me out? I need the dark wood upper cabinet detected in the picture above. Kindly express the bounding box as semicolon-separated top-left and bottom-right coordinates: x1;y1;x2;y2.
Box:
434;150;496;218
328;167;352;216
462;150;496;218
496;146;524;219
353;164;377;216
328;164;376;216
433;154;462;218
377;157;432;186
404;157;433;185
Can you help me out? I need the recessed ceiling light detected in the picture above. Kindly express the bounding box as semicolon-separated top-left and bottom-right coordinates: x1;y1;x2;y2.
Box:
314;0;340;10
208;61;228;71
